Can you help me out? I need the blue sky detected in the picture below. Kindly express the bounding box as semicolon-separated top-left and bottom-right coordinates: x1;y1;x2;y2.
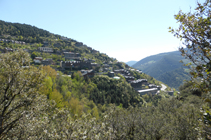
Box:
0;0;204;62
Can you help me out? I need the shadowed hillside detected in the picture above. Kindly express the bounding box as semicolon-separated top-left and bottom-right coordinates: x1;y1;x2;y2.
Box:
132;51;191;89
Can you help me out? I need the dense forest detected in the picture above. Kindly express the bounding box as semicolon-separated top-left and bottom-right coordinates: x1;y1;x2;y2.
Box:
0;20;56;43
1;0;211;139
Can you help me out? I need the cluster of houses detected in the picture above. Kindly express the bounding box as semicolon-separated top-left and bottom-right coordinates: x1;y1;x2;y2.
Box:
108;69;162;95
37;46;100;55
33;46;166;96
0;38;26;44
60;60;93;70
0;40;173;96
60;51;100;72
34;46;95;68
0;47;14;53
6;45;102;76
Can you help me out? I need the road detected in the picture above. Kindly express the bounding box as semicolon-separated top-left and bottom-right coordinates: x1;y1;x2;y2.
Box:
161;84;167;91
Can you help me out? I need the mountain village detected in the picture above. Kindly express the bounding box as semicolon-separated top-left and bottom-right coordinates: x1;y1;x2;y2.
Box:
0;37;174;96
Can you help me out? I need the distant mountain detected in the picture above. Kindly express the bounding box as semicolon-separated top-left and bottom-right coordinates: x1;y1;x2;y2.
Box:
126;61;137;66
132;51;191;89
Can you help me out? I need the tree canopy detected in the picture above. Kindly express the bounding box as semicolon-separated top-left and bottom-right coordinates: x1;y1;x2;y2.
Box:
0;50;45;139
170;0;211;93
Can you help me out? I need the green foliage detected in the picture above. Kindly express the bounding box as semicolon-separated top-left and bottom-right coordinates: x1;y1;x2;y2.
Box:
3;93;204;139
170;1;211;137
41;68;100;118
141;94;163;106
157;67;191;90
91;76;142;108
0;50;45;139
0;20;54;43
179;81;202;99
170;0;211;93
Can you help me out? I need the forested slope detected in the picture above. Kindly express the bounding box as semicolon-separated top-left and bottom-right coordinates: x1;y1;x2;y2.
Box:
132;51;191;89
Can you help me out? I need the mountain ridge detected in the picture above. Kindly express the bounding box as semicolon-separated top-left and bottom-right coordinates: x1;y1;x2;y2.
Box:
132;51;191;89
126;60;137;66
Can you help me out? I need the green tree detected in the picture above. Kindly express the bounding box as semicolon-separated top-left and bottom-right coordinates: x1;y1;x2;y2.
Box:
170;0;211;138
0;50;45;139
31;51;38;59
170;0;211;93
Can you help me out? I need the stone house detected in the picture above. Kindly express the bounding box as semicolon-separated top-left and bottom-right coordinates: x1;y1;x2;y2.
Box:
73;61;92;70
124;76;135;82
81;69;95;78
4;48;13;53
108;72;114;77
130;79;148;88
136;70;142;73
60;60;92;70
149;84;157;89
114;69;130;76
149;84;161;90
33;57;43;64
63;52;81;60
60;61;73;69
38;47;53;53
